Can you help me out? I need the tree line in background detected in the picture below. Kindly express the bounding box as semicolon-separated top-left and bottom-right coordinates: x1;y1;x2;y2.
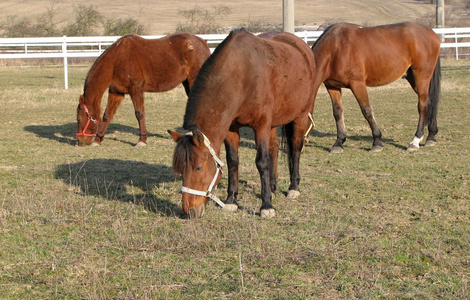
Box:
1;2;469;38
0;3;282;38
1;4;147;37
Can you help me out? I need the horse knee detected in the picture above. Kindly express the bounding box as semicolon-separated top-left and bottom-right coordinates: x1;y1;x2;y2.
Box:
135;111;145;120
256;154;270;172
102;112;111;123
361;106;374;119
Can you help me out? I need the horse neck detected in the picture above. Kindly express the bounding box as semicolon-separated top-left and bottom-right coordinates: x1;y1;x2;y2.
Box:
82;84;106;122
82;57;115;119
188;99;235;153
185;34;243;151
197;119;230;154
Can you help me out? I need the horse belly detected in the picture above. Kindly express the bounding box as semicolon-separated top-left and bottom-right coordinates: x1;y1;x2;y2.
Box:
365;62;409;87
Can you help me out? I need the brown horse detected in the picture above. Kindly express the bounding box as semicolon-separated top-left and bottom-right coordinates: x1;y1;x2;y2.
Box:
168;28;317;218
311;22;441;153
76;33;210;146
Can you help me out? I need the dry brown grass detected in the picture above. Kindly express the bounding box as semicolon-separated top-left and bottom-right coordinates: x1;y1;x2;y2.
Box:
0;0;441;35
0;60;469;298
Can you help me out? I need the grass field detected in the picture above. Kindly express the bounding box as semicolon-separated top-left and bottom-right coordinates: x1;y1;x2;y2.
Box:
0;59;469;299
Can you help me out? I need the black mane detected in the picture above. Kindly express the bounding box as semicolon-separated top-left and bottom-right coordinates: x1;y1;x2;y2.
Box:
182;28;247;131
172;135;197;174
311;24;336;51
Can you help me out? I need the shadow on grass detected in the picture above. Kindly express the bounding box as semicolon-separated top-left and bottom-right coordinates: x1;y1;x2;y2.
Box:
305;130;401;152
55;159;183;217
24;123;166;146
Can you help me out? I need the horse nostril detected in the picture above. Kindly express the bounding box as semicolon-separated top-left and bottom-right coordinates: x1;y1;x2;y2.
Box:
198;205;205;218
188;205;205;219
188;208;197;219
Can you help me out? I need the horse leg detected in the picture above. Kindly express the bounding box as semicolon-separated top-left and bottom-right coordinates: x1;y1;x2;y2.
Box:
407;95;428;151
326;86;347;153
350;82;383;152
405;67;437;151
223;129;240;212
269;128;279;198
182;80;191;96
284;117;309;200
254;126;275;218
94;91;125;145
129;89;147;147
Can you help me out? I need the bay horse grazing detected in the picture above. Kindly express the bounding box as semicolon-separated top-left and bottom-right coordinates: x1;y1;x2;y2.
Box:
311;22;441;153
168;28;317;218
76;33;210;146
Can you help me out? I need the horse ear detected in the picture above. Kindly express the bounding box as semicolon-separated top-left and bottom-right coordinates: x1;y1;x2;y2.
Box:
168;130;183;142
79;95;85;104
192;130;205;148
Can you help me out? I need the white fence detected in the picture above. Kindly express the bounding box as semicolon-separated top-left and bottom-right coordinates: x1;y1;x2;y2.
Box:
0;29;468;89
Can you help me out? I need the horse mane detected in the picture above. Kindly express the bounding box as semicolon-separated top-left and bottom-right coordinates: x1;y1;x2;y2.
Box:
82;38;120;94
183;28;247;131
311;23;337;51
172;135;197;174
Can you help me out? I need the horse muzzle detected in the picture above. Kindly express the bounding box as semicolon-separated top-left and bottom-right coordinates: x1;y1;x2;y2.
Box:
76;139;88;147
186;203;206;219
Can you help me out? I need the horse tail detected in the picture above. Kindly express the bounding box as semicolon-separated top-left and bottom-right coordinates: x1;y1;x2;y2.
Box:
427;56;441;134
281;125;288;154
280;124;292;166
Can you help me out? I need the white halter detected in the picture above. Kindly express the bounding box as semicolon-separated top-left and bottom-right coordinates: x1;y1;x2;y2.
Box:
180;131;225;208
304;113;315;140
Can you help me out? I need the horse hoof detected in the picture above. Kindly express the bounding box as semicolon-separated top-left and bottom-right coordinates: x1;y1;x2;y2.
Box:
407;143;420;151
260;208;276;218
90;142;101;147
135;141;147;147
222;204;238;213
286;190;300;200
425;139;437;147
330;146;343;154
370;145;383;152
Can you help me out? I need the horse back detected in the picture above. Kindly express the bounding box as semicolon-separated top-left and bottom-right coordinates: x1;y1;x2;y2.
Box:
186;29;316;129
86;33;210;94
313;22;440;87
258;31;315;69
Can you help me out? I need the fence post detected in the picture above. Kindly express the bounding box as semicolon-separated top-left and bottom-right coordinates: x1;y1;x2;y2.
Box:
62;35;68;89
454;31;459;60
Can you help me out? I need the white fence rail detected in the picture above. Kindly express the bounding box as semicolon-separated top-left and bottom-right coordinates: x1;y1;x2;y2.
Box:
0;29;468;89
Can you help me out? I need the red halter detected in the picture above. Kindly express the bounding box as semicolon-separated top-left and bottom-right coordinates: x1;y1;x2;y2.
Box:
76;104;98;137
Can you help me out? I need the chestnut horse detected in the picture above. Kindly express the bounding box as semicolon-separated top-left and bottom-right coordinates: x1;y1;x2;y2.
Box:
311;22;441;153
169;28;317;218
76;33;210;146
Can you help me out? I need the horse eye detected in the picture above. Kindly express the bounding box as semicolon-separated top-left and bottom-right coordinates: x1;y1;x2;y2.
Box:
194;166;203;172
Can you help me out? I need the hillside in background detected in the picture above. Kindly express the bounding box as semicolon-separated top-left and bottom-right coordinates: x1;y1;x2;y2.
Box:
1;0;469;36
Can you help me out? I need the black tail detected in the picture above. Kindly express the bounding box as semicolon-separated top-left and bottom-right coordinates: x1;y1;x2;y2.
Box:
427;57;441;136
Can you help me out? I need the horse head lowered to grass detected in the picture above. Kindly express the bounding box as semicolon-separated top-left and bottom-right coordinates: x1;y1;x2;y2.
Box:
311;22;441;153
169;28;318;218
76;33;210;147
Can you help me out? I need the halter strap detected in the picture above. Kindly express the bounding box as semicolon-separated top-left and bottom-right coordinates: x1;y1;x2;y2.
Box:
76;104;98;137
181;131;225;208
304;113;315;140
187;131;225;167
